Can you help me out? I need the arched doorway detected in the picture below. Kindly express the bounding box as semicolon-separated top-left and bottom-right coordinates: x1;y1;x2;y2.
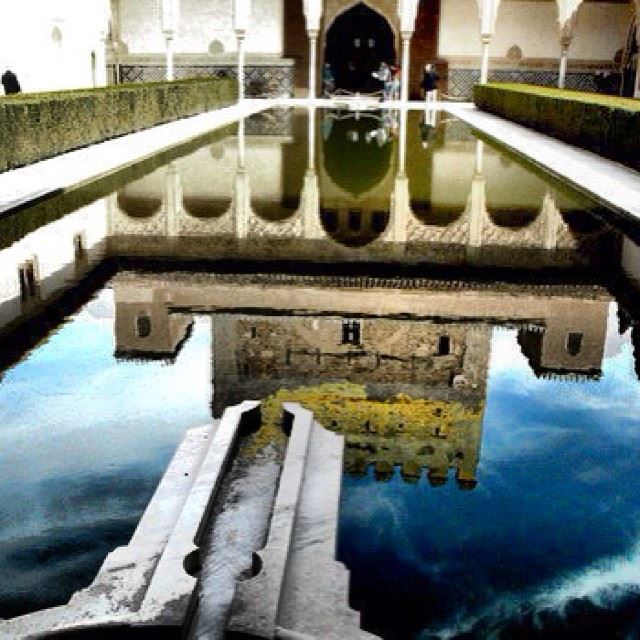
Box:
325;3;395;93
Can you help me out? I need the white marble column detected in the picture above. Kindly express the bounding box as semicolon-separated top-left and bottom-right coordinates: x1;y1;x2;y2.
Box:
94;0;110;87
400;34;411;102
303;0;323;100
477;0;501;84
160;0;180;81
308;30;318;99
234;0;251;101
555;1;581;88
94;35;108;86
397;0;419;101
164;31;175;80
236;32;246;100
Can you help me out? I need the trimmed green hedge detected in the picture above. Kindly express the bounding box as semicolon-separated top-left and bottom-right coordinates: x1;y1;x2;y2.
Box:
0;78;237;172
474;83;640;170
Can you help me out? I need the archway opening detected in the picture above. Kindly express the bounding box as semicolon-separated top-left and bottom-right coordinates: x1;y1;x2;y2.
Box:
325;3;395;93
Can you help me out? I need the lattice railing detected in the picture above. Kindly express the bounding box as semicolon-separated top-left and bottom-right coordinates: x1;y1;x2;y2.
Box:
117;64;294;98
447;68;605;99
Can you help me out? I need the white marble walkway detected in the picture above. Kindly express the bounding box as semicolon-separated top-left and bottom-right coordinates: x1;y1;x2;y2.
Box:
0;99;273;215
445;103;640;223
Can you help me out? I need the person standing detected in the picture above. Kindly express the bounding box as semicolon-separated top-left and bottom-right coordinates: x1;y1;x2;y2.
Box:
1;69;21;95
373;62;392;101
421;63;439;102
322;63;335;97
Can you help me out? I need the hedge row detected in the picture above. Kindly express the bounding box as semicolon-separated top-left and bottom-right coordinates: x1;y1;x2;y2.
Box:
473;83;640;170
0;78;237;172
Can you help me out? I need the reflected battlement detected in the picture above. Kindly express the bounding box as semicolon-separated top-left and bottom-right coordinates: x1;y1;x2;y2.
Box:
262;384;483;490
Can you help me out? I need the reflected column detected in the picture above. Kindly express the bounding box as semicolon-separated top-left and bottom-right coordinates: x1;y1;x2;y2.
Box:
389;107;409;242
301;106;322;239
466;139;487;251
540;189;561;250
164;162;183;237
235;118;251;238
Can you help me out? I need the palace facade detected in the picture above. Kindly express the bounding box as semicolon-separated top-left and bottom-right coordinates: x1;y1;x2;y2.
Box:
1;0;638;98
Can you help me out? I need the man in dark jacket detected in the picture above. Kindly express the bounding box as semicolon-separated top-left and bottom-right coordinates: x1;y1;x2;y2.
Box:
2;69;21;95
420;63;439;102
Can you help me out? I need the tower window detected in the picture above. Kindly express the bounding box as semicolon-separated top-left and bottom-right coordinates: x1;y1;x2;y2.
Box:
136;314;152;338
19;261;38;301
437;335;451;356
73;233;86;261
566;332;583;356
342;320;361;345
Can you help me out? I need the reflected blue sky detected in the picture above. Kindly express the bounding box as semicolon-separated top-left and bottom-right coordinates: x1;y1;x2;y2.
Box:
0;289;212;617
339;305;640;639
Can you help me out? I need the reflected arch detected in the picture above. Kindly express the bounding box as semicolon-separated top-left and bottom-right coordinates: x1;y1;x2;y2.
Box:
324;3;396;93
487;208;540;228
252;197;300;222
117;190;162;218
183;196;231;219
412;202;465;227
322;111;394;197
320;208;389;247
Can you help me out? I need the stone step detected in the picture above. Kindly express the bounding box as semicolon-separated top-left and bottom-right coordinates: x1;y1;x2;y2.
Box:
0;401;261;638
227;403;315;638
139;400;261;626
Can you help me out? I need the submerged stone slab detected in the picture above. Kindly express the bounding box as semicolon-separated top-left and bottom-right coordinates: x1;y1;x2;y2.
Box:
228;403;375;639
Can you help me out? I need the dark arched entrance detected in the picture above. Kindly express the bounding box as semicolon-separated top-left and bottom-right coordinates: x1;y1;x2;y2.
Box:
325;3;395;93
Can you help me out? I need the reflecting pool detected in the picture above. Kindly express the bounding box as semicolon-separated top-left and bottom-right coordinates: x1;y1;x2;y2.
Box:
1;106;640;638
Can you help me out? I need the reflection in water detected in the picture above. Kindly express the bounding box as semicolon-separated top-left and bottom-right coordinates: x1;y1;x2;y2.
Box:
339;324;640;639
1;108;640;635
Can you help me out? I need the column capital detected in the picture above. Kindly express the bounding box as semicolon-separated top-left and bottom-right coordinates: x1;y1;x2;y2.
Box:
303;0;323;32
163;29;175;41
398;0;419;33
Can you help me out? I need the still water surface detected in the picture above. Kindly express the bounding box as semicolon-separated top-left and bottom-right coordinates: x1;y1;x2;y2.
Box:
0;107;639;639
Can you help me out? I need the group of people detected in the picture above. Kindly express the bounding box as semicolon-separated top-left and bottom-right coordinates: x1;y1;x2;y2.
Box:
322;60;439;102
372;62;401;101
